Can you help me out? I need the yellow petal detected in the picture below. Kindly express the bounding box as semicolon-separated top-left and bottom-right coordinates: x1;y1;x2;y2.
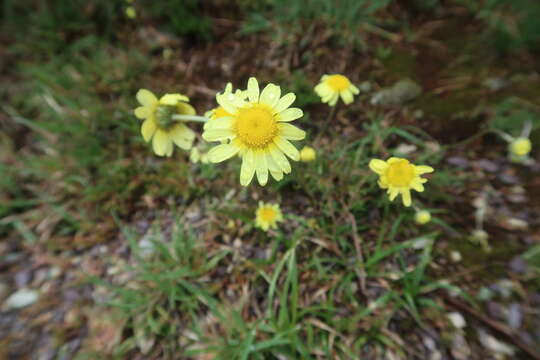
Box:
340;89;354;104
152;130;171;156
136;89;158;106
207;143;239;163
216;93;239;114
259;84;281;107
278;108;303;122
411;179;425;192
160;93;189;105
388;188;399;201
254;152;269;186
203;128;235;142
141;118;156;142
169;124;195;150
369;159;388;175
278;123;306;140
177;102;196;116
402;190;412;207
247;77;260;103
415;165;434;175
350;84;360;95
269;145;291;173
274;93;296;113
240;151;256;186
274;137;300;161
135;106;151;119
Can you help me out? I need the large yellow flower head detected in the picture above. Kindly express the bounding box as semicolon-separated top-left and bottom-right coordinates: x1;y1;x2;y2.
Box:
255;202;283;231
314;74;359;106
369;157;434;207
509;137;532;157
202;77;306;186
134;89;195;157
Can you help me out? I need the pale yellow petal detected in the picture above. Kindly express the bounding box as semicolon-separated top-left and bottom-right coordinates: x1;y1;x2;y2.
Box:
135;106;151;119
259;84;281;107
207;143;239;163
402;190;412;207
240;151;256;186
216;93;238;114
152;130;172;156
415;165;434;175
204;117;234;130
136;89;158;106
169;124;195;150
269;145;291;173
274;93;296;113
159;93;189;105
141;118;156;142
278;108;303;122
350;84;360;94
247;77;260;103
340;89;354;104
203;128;235;142
369;159;388;175
254;152;269;186
177;102;196;115
274;137;300;161
411;179;425;192
388;188;399;201
278;123;306;140
270;170;284;181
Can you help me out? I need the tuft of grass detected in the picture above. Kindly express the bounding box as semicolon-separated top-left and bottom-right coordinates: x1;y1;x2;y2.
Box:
241;0;392;49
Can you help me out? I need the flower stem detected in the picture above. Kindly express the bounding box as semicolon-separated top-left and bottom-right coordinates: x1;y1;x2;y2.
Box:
171;114;209;123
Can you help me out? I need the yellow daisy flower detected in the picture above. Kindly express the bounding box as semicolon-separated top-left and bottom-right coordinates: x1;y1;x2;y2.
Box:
509;137;532;157
299;146;316;162
202;77;306;186
134;89;196;157
414;210;431;225
369;157;434;207
314;74;359;106
255;202;283;231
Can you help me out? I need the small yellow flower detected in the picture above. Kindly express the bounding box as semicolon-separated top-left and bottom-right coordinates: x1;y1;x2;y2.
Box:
509;137;532;157
300;146;316;162
314;74;359;106
255;202;283;231
369;157;434;207
202;77;306;186
134;89;196;157
125;6;136;19
415;210;431;225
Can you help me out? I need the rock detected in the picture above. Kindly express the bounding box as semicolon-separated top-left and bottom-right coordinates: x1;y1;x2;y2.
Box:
450;251;462;263
507;303;522;329
370;79;422;105
478;329;515;357
3;288;39;310
447;312;466;329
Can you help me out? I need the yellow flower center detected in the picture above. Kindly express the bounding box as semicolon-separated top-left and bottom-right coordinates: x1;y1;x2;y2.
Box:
386;159;415;187
235;104;277;149
326;75;351;91
259;207;277;222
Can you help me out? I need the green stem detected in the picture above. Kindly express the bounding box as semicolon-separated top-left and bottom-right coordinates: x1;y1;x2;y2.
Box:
171;114;209;123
